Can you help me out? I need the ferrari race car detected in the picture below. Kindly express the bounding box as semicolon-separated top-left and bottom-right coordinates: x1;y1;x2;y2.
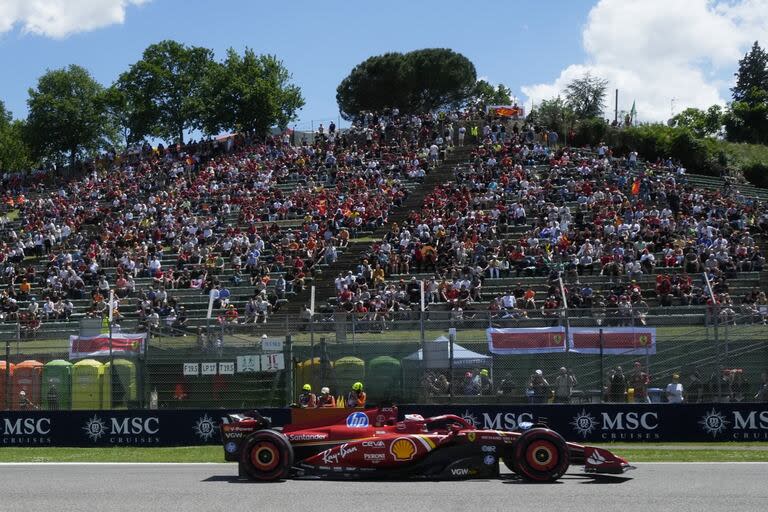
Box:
220;406;634;482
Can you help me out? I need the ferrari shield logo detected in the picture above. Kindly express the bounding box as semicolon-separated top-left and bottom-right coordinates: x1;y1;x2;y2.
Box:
638;335;648;346
552;334;563;346
467;432;476;442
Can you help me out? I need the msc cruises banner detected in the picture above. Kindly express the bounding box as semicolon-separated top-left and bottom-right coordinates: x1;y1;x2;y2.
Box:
0;404;765;446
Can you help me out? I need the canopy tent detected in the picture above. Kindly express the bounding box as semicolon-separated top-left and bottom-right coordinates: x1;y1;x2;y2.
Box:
403;336;492;369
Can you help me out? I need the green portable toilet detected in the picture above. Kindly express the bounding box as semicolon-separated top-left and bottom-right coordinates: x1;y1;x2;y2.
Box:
104;359;137;409
72;359;104;410
42;360;73;410
333;356;365;395
366;356;402;402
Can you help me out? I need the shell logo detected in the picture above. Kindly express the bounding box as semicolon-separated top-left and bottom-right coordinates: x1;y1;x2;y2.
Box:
390;437;417;461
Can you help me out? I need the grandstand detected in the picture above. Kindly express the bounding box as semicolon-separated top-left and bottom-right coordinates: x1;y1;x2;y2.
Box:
1;112;767;408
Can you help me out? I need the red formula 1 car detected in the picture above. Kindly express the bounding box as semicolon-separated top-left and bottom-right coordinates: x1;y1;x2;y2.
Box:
221;406;633;482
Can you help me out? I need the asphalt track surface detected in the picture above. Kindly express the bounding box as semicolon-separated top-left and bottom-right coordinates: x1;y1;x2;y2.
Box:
1;462;766;512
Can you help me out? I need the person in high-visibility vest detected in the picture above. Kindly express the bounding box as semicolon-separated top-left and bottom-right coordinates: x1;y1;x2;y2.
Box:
347;382;367;408
298;384;317;408
317;386;336;408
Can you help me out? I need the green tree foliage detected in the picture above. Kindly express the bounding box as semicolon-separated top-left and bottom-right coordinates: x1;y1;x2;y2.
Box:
671;106;724;138
336;48;476;118
117;40;214;143
529;96;575;136
727;41;768;144
470;80;513;108
565;73;609;119
731;41;768;104
25;65;112;167
0;101;32;172
201;48;304;136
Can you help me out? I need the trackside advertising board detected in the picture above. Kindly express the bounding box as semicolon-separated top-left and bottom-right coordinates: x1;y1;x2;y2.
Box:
487;328;656;355
0;404;766;446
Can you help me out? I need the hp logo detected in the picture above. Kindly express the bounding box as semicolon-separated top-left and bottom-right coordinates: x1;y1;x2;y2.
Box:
346;412;370;428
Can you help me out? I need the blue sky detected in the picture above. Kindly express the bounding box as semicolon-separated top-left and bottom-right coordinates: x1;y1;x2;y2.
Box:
1;0;766;131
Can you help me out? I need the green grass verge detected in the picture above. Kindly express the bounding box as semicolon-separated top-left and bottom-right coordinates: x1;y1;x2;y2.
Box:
1;444;768;463
0;446;222;463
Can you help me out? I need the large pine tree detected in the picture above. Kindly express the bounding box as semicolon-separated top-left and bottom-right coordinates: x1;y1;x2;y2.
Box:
731;41;768;105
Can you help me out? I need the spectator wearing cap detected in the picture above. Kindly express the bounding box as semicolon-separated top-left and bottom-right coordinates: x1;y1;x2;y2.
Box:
528;370;550;404
666;373;685;403
630;361;650;403
554;367;577;403
298;384;317;408
317;386;336;407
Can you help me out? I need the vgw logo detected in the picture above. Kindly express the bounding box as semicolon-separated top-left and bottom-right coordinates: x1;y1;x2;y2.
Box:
571;409;659;440
1;418;52;444
700;409;768;440
83;415;160;444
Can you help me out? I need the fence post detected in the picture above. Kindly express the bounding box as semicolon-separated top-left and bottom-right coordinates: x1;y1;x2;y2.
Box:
4;338;10;411
599;327;604;404
448;327;455;402
285;334;293;406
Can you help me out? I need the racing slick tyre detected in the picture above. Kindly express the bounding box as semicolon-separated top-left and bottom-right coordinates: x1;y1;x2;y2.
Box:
512;428;570;483
240;429;294;481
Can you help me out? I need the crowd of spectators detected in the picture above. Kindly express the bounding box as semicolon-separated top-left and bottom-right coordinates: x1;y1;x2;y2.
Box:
335;122;767;327
0;109;459;333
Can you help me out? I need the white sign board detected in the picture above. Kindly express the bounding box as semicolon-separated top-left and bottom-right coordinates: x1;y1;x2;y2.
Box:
261;338;284;352
218;362;235;375
260;353;285;372
183;363;199;376
237;355;260;373
201;362;218;375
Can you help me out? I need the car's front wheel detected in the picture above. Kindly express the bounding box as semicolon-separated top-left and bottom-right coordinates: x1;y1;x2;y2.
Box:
240;430;294;481
511;428;570;482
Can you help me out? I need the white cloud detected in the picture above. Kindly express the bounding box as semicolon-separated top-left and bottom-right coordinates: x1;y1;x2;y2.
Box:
0;0;148;38
521;0;768;122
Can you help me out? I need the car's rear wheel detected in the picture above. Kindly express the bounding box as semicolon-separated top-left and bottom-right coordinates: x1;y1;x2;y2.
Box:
512;428;569;482
240;430;294;481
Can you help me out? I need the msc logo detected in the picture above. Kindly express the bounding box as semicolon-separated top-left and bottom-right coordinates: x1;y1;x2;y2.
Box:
346;412;369;428
571;409;658;439
1;418;51;436
193;414;218;441
83;415;160;442
390;437;417;461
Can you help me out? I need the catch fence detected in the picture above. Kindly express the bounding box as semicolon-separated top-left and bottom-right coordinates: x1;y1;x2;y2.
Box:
1;308;766;410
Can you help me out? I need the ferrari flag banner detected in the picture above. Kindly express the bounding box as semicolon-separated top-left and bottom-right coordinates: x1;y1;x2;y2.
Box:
487;327;566;354
69;333;146;359
568;328;656;355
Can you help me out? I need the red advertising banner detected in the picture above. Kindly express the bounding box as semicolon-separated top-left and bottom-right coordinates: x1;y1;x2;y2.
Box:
487;327;566;354
568;328;656;355
69;333;146;359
